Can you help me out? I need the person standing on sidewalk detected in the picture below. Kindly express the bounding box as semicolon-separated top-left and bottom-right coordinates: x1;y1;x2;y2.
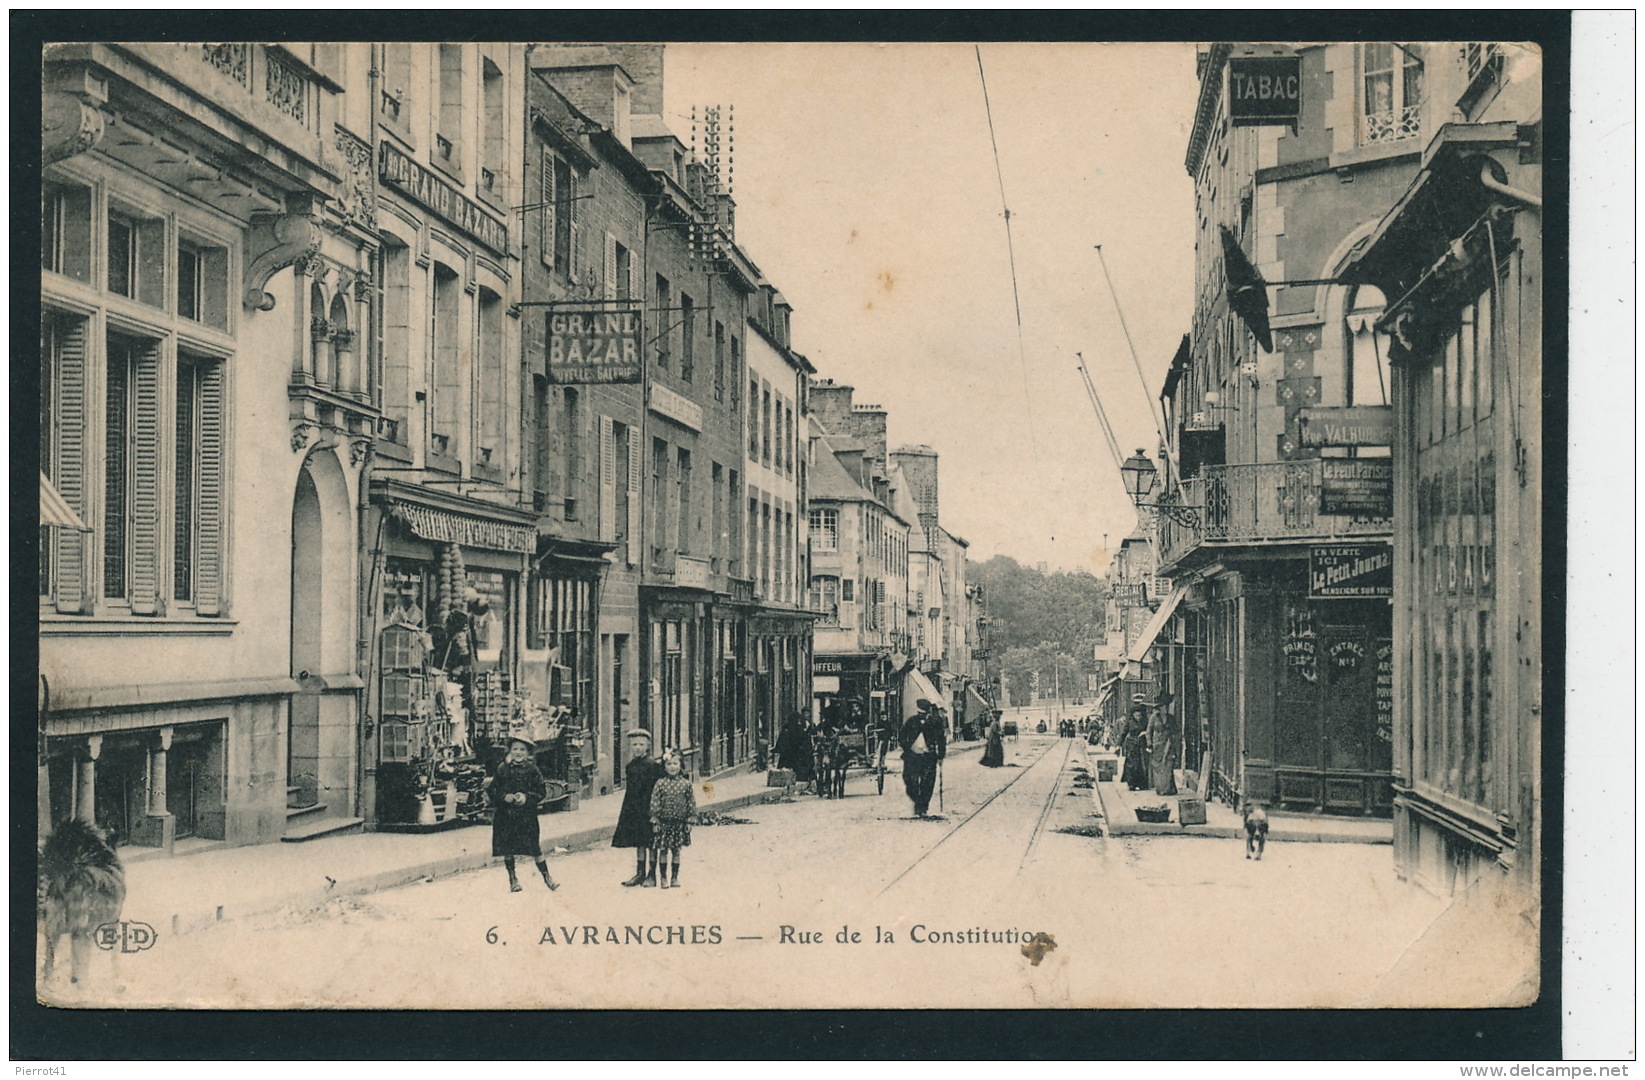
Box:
1120;701;1151;791
1147;692;1180;796
648;750;695;890
980;708;1006;768
899;699;947;817
490;736;558;893
613;729;664;887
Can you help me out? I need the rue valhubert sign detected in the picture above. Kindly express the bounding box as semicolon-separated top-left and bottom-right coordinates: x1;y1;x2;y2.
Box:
545;309;644;384
1309;543;1393;600
1228;55;1302;128
1298;406;1393;448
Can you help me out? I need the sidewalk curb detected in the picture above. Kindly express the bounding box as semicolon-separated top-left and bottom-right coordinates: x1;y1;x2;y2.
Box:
1091;778;1391;844
163;789;775;935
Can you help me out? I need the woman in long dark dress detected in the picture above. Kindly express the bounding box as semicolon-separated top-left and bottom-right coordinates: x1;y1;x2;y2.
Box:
774;711;815;789
1120;703;1151;791
980;709;1006;768
613;728;664;886
490;737;558;892
1148;695;1180;796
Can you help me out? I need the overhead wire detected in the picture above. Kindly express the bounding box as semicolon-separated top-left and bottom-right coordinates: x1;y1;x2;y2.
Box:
975;45;1042;471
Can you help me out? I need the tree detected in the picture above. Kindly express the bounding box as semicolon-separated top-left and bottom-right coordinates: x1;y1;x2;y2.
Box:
971;556;1109;696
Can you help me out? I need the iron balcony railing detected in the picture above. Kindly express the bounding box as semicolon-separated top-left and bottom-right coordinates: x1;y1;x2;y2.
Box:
1158;459;1391;568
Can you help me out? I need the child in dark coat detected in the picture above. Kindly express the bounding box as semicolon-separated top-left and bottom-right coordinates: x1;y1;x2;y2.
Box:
490;737;558;893
648;751;695;890
613;729;664;886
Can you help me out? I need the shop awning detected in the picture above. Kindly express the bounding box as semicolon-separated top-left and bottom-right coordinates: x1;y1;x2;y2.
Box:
1125;586;1187;664
1092;674;1121;713
902;667;950;720
967;685;993;715
390;504;537;554
40;474;90;531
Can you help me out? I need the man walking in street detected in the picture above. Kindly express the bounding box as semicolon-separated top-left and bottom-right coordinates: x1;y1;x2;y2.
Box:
899;698;948;817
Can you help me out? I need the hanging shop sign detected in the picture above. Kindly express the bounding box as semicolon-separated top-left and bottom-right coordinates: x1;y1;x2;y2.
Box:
1298;406;1392;448
1228;55;1303;128
1319;458;1394;517
648;382;704;431
378;143;507;254
1309;543;1393;600
545;308;644;384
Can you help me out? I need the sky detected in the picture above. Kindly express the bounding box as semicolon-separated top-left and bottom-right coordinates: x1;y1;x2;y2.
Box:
664;42;1200;573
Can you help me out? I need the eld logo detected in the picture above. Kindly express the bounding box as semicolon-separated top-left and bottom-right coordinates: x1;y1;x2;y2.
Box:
94;921;158;954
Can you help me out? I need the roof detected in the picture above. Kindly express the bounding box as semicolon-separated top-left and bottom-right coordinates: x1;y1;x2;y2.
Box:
809;435;877;502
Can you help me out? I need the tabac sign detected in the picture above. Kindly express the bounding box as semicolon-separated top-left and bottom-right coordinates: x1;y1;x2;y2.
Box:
545;309;644;384
1309;543;1393;600
1228;55;1302;128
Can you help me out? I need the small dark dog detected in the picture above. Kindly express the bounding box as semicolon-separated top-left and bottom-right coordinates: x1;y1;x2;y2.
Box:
39;819;127;984
1242;802;1270;860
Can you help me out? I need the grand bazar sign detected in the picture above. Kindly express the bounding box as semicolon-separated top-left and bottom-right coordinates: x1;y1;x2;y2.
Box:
1309;543;1393;600
545;308;645;384
378;143;508;254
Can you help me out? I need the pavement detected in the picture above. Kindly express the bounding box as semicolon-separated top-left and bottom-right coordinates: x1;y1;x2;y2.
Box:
1084;748;1392;844
125;764;783;937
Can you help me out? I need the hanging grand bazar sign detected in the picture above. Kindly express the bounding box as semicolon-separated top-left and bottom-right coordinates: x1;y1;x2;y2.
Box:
545;308;644;384
1298;406;1392;448
1227;54;1302;128
1309;543;1393;600
1319;457;1394;517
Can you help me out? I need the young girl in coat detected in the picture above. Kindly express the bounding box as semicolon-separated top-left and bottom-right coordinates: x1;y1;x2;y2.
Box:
648;750;695;890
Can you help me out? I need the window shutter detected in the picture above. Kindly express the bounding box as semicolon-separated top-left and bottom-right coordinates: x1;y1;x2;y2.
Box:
628;246;643;310
599;415;617;542
129;342;163;615
626;425;642;565
566;172;580;282
194;363;226;616
603;232;618;302
53;319;89;614
539;147;555;268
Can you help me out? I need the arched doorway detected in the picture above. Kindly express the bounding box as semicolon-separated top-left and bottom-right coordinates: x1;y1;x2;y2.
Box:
289;464;323;810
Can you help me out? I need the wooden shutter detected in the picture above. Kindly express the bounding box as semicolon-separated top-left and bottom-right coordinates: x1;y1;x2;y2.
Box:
539;146;555;268
599;415;617;542
603;232;618;302
128;341;163;615
52;318;89;614
628;244;643;309
565;172;579;282
626;425;642;565
194;362;226;616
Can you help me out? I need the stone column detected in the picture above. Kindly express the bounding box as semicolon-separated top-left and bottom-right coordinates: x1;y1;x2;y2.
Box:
76;735;101;823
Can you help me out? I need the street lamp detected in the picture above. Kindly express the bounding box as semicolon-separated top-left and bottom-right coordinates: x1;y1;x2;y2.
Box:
1119;448;1200;528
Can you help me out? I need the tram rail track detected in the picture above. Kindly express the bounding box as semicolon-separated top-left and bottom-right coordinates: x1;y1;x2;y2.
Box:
876;736;1078;898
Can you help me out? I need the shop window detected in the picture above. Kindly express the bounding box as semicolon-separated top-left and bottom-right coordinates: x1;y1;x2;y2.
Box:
810;507;838;552
41;181;92;282
1360;43;1424;145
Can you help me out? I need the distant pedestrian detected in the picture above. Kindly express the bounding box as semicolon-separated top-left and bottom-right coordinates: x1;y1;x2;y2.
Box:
613;729;664;886
980;708;1006;768
490;737;558;893
649;750;695;890
1120;701;1151;791
1147;692;1180;796
775;711;815;792
899;698;948;816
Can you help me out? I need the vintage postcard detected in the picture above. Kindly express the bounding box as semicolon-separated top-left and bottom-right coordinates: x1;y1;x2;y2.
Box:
34;30;1556;1023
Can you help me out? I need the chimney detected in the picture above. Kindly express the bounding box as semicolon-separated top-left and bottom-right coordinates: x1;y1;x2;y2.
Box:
530;44;636;147
809;379;854;437
848;404;888;478
605;44;665;116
